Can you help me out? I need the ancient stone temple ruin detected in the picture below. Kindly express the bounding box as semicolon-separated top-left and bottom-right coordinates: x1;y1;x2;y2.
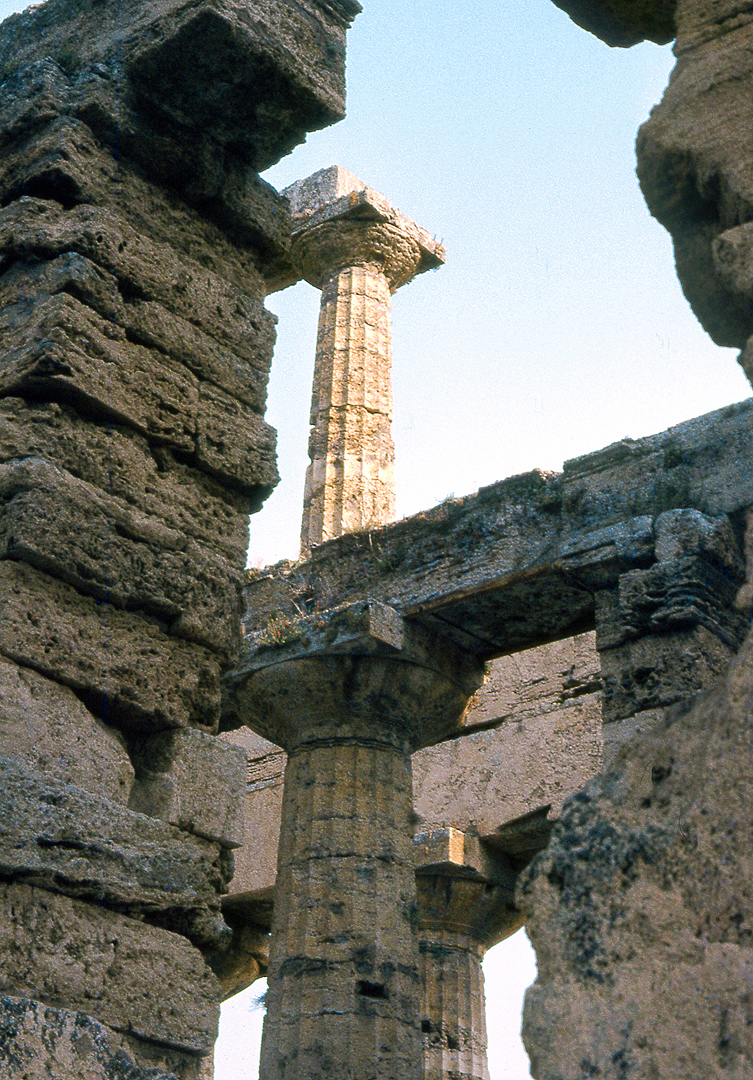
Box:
0;1;751;1079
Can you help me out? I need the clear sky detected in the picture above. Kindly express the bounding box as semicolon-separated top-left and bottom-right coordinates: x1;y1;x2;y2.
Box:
3;0;750;1075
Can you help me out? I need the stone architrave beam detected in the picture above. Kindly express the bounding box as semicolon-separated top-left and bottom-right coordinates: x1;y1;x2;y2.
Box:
239;399;753;661
277;167;445;555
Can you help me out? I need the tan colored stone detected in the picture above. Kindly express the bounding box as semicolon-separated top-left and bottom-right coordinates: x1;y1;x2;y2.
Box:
0;292;278;493
0;560;221;732
0;757;230;949
0;249;271;412
0;655;134;803
517;626;753;1079
0;458;242;657
129;728;246;848
0;882;220;1054
0;398;252;563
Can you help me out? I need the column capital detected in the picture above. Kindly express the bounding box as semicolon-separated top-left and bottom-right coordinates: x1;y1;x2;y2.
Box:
282;165;445;292
228;601;485;752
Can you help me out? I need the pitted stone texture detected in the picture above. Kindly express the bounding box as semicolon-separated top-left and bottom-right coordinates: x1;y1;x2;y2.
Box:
0;0;359;175
0;561;222;733
635;1;753;353
0;655;134;803
260;741;423;1080
0;290;278;495
0;459;242;658
0;757;231;950
0;883;220;1054
129;728;246;848
517;626;753;1079
301;265;396;550
0;400;253;564
0;249;272;415
0;994;209;1080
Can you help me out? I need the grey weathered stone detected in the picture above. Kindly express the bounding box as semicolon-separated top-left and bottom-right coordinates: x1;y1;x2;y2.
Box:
0;757;230;949
0;198;275;371
0;882;220;1054
0;560;222;732
634;0;753;353
0;0;360;173
517;626;753;1079
0;250;272;413
0;994;209;1080
0;654;134;803
0;292;278;493
240;400;753;659
129;728;246;848
0;398;253;562
0;458;242;657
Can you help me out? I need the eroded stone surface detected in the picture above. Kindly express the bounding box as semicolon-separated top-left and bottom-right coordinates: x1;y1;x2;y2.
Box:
0;757;230;950
129;728;246;848
517;626;753;1079
0;654;134;803
0;561;222;732
0;994;208;1080
0;883;220;1054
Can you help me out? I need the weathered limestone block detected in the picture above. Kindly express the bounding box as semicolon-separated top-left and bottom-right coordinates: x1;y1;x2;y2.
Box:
0;198;275;377
0;399;253;562
0;106;291;260
0;292;278;493
548;0;676;46
0;757;230;949
0;994;210;1080
0;654;134;803
634;0;753;358
0;882;220;1055
0;250;272;413
0;561;222;732
596;508;747;722
413;639;603;832
0;458;242;657
561;400;753;529
129;728;246;848
0;0;360;174
517;625;753;1079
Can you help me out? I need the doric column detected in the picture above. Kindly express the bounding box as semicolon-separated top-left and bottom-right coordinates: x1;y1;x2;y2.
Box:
282;168;445;555
228;602;484;1080
414;829;522;1080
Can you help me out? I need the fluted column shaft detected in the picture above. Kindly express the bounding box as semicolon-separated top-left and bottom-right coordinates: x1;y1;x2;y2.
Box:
419;929;490;1080
260;738;422;1080
302;264;395;549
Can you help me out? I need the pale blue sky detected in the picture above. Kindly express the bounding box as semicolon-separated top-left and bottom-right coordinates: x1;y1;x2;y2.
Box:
3;0;750;1076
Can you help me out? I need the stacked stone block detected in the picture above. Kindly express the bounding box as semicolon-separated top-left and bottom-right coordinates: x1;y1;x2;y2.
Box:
0;0;360;1076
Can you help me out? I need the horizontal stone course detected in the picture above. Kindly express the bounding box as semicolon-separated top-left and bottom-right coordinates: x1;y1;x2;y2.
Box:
0;198;274;362
1;252;271;413
0;654;134;803
0;457;242;657
129;728;246;849
0;291;278;493
0;757;230;949
0;398;253;562
0;882;220;1054
0;560;222;732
